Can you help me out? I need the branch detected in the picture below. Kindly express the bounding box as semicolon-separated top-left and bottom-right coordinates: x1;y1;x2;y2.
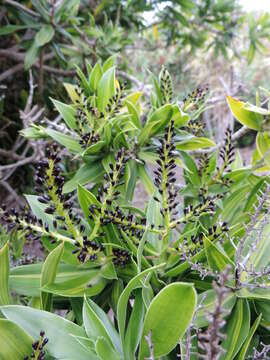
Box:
42;65;76;76
0;152;37;171
117;70;151;97
0;63;24;83
5;0;40;18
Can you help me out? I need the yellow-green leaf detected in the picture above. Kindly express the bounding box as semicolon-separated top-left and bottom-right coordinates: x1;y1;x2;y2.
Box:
41;242;64;311
0;242;10;305
139;282;197;359
227;96;262;130
0;319;33;360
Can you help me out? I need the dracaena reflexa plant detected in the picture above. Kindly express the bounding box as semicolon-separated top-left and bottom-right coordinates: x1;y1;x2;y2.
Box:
1;60;270;359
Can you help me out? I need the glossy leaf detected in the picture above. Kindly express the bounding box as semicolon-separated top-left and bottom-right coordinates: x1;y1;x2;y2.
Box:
1;305;97;359
77;184;101;220
51;98;77;129
24;42;40;70
138;104;173;145
9;263;102;297
89;62;103;92
0;242;10;305
63;162;104;193
237;313;262;360
83;297;122;353
97;67;115;112
35;25;55;47
227;96;261;130
117;264;165;353
40;242;64;311
176;137;216;150
125;291;145;359
220;299;250;360
0;319;33;360
95;337;122;360
45;128;82;153
139;282;197;359
204;236;234;271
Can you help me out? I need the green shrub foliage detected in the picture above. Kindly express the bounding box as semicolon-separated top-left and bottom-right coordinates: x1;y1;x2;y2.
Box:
1;60;270;359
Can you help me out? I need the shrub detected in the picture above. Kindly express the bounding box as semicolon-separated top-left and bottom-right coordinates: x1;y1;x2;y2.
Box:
1;60;270;359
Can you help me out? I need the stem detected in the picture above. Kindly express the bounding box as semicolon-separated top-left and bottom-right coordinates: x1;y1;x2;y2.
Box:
38;48;44;102
46;159;82;245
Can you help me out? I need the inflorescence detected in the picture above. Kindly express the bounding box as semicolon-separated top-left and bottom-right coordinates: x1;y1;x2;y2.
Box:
159;66;173;104
153;120;178;227
217;127;235;185
24;330;48;360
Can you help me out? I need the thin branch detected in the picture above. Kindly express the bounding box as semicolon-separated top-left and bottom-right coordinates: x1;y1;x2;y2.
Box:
0;63;24;83
0;179;24;206
41;65;76;76
117;70;142;88
5;0;40;18
0;148;23;161
0;151;37;171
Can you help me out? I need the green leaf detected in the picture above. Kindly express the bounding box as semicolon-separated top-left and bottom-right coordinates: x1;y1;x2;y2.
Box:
126;100;142;129
0;242;10;305
125;291;145;358
25;194;53;229
172;104;189;127
24;42;40;70
89;62;103;92
42;272;107;297
103;54;117;72
77;184;101;220
176;137;216;150
237;313;262;360
220;299;250;360
9;263;101;297
101;261;117;280
138;105;173;145
227;96;262;130
243;222;270;274
82;141;106;156
83;297;121;353
256;131;270;166
95;337;122;360
0;319;33;360
237;287;270;300
204;236;234;271
40;242;64;311
255;300;270;322
35;25;54;47
51;98;77;129
117;264;165;354
64;83;81;103
180;151;200;186
0;25;30;35
139;283;197;359
137;164;155;195
125;159;137;201
97;67;116;112
45;128;82;153
63;162;104;193
137;229;149;273
1;305;97;359
75;65;91;96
